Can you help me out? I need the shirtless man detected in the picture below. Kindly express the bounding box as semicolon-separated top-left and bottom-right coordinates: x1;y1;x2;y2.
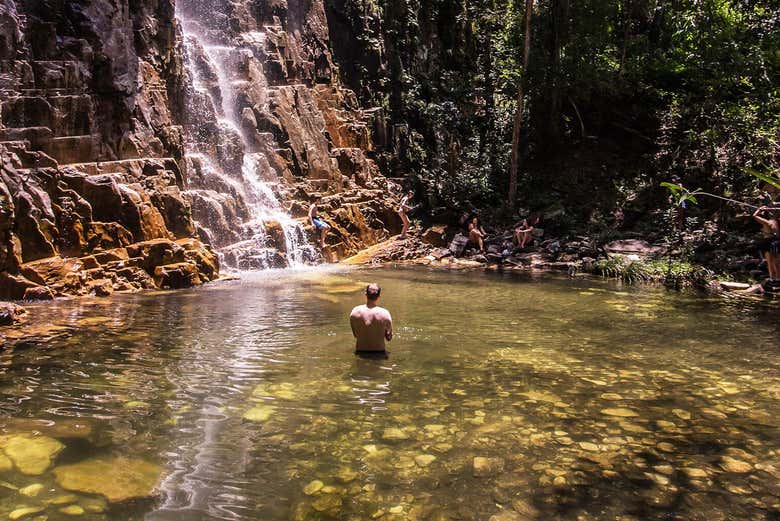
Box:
754;205;780;280
308;196;331;248
350;283;393;355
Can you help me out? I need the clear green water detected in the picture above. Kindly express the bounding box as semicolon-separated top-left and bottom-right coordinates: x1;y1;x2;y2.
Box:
1;268;779;521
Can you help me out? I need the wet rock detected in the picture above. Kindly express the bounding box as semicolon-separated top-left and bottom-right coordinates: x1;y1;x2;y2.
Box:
473;457;505;477
720;456;752;473
311;493;342;512
488;510;523;521
0;303;25;325
600;408;638;418
59;505;85;515
0;452;12;472
415;454;437;467
18;483;44;497
1;434;64;475
242;405;275;422
8;506;45;520
53;456;163;502
381;428;409;441
304;480;324;495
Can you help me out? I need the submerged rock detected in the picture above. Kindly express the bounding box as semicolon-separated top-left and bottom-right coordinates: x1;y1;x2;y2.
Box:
600;408;639;418
473;457;505;477
59;504;85;515
53;456;162;502
242;405;275;422
381;428;409;441
1;434;64;475
8;506;45;520
18;483;44;497
303;480;324;495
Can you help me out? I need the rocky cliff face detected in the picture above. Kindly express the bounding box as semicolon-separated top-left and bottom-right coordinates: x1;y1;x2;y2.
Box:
0;0;400;300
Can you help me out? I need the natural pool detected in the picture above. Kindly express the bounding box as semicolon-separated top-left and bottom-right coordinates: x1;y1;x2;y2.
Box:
0;267;779;521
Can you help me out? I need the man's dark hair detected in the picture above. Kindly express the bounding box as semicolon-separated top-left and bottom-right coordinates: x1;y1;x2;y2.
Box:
366;283;381;300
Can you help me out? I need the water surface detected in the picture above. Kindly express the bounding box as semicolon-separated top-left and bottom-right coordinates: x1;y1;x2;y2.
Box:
1;268;779;521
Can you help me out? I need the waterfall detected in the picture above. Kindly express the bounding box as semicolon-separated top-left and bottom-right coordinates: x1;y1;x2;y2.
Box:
176;14;317;270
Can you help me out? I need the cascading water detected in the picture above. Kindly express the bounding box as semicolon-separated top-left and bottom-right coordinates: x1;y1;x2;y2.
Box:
176;12;317;270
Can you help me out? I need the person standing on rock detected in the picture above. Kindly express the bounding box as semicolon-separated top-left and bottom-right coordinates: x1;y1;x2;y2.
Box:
397;190;414;239
309;196;331;248
753;205;780;280
350;283;393;357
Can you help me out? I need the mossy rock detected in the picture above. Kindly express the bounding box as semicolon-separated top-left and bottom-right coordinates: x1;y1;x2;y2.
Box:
53;456;162;503
0;434;64;475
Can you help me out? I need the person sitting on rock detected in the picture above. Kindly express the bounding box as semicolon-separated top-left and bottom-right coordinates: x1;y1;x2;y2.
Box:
754;205;780;281
513;218;535;249
469;216;486;252
397;190;414;239
309;196;331;248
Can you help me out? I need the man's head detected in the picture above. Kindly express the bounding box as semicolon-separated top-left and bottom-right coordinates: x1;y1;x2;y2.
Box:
366;283;381;302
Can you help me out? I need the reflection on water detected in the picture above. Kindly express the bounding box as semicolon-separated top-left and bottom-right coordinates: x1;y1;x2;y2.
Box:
1;267;779;521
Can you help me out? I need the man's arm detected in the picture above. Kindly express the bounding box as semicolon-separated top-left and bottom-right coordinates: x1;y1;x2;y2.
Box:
384;312;393;342
308;205;315;225
349;312;359;338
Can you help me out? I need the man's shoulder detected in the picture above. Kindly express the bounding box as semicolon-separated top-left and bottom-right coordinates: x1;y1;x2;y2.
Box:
350;305;366;316
374;306;392;319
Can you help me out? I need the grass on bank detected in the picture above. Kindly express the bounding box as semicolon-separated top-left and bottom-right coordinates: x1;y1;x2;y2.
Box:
590;257;715;287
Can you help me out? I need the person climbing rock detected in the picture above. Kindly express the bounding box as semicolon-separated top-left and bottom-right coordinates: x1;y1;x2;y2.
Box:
397;190;414;239
350;283;393;357
753;205;780;281
309;196;331;248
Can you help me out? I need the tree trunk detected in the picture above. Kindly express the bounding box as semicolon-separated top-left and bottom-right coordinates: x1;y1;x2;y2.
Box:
508;0;534;211
619;0;632;77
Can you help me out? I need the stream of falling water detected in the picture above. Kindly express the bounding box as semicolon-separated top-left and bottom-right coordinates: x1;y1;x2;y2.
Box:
178;17;315;270
144;10;318;519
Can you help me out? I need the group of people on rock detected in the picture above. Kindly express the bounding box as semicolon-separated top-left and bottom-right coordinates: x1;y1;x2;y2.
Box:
460;213;539;254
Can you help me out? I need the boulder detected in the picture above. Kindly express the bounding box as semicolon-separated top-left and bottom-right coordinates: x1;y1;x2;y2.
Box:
53;456;163;503
153;262;201;288
0;434;64;475
473;457;505;477
422;225;449;247
0;302;25;325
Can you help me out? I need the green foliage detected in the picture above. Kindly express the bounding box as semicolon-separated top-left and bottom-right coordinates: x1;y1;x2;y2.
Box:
592;257;714;287
345;0;778;219
660;182;701;207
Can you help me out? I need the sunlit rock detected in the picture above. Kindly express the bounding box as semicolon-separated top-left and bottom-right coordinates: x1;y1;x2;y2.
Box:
8;506;45;520
59;505;85;515
473;457;504;477
0;452;12;472
311;493;342;512
242;405;275;422
381;428;408;441
303;480;324;495
720;456;752;473
335;467;358;483
53;456;162;502
1;434;64;475
579;442;599;452
46;494;79;505
600;408;638;418
18;483;44;497
415;454;436;467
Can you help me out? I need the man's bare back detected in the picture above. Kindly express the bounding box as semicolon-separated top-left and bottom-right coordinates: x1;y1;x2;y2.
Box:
350;284;392;352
